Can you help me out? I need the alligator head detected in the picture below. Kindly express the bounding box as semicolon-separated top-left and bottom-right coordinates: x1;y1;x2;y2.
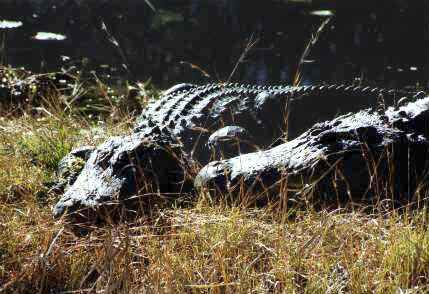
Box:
53;132;188;221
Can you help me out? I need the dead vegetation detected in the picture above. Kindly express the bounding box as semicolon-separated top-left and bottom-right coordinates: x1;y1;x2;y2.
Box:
0;66;429;293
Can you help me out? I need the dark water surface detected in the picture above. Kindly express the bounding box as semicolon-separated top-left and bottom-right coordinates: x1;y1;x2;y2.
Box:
0;0;427;88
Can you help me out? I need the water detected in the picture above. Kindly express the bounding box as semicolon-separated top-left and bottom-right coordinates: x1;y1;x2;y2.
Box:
0;0;427;88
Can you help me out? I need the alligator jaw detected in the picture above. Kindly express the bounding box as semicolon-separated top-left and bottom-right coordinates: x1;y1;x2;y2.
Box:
52;163;130;219
52;135;138;219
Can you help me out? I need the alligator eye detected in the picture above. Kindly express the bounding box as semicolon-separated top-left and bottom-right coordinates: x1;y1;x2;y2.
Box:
119;152;131;164
111;151;130;171
119;152;128;160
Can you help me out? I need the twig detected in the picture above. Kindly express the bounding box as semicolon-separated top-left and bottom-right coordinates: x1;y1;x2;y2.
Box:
179;61;211;79
227;34;259;83
293;17;332;86
38;227;65;294
145;0;156;12
100;20;132;77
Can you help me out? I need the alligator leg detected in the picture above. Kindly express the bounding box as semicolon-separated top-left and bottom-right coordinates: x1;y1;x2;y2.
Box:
206;126;259;160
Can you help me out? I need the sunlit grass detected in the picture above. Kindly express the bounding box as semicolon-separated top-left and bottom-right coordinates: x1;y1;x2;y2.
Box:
0;67;428;292
2;187;429;292
0;113;428;292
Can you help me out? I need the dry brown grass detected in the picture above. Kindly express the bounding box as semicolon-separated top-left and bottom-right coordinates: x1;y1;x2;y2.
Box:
0;67;428;293
0;113;428;293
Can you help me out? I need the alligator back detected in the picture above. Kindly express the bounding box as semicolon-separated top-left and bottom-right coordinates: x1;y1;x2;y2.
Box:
133;83;411;164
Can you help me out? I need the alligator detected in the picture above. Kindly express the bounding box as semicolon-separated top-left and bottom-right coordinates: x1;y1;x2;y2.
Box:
52;82;424;221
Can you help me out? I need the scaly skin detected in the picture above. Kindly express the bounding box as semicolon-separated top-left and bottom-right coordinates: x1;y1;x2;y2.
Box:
53;83;418;220
196;95;429;206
